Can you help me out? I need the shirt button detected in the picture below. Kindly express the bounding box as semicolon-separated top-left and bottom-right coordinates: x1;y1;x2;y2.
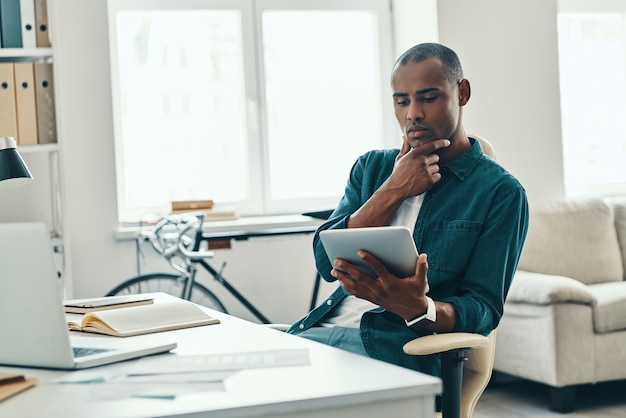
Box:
326;299;333;305
299;323;305;330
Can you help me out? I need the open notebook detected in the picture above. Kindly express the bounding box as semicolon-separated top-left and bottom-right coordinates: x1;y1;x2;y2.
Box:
0;223;176;370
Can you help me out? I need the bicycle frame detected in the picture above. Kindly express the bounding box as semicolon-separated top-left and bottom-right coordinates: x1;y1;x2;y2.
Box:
138;214;272;324
193;257;270;323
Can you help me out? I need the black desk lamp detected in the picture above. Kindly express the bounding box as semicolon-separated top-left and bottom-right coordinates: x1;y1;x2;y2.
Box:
0;136;33;188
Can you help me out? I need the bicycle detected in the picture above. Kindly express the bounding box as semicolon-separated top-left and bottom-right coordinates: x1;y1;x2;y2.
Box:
106;213;272;323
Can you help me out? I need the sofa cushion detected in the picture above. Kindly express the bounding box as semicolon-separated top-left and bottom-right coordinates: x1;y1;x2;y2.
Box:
518;199;624;285
588;282;626;333
507;270;596;305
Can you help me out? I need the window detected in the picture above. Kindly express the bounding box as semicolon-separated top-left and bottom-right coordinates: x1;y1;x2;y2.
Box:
557;0;626;197
107;0;395;223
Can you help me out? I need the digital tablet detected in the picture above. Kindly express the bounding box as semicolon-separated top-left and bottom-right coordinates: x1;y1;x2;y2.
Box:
319;226;418;278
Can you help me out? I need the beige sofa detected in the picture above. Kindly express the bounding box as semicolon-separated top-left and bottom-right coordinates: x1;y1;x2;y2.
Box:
493;198;626;412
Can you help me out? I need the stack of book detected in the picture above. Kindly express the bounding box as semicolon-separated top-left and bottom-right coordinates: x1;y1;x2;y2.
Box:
171;200;238;221
63;295;220;337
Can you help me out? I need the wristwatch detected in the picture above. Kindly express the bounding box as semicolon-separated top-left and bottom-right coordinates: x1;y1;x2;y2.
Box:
405;296;436;331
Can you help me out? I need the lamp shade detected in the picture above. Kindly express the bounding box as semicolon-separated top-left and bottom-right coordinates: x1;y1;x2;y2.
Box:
0;136;34;188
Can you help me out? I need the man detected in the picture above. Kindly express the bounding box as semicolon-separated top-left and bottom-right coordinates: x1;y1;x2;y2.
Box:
287;43;529;377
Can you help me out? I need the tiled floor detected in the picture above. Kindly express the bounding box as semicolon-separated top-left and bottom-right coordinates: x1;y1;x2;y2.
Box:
474;377;626;417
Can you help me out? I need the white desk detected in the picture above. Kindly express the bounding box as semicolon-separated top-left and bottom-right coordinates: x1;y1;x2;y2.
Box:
0;294;441;418
115;214;324;240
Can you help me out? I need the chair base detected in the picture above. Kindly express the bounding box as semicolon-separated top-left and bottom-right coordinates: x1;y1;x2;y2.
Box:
440;349;468;418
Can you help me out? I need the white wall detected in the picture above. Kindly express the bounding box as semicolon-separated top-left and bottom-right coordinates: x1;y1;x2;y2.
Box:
437;0;565;203
46;0;564;324
392;0;439;54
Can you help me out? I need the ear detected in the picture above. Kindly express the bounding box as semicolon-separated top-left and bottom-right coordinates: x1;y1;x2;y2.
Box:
458;79;471;106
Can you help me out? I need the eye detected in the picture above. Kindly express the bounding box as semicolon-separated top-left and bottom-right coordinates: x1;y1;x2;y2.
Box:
421;95;437;103
395;98;409;106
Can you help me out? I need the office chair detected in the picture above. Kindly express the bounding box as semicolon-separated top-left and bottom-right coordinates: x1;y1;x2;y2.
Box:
404;331;495;418
403;135;499;418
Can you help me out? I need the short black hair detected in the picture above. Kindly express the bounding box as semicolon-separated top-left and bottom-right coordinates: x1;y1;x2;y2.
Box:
391;43;464;85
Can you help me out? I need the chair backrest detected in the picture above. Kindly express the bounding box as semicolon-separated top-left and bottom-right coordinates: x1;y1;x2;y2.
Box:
460;330;497;418
461;135;497;418
472;134;497;160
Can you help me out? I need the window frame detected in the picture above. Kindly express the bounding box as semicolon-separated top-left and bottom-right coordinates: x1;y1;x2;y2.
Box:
557;0;626;199
107;0;397;223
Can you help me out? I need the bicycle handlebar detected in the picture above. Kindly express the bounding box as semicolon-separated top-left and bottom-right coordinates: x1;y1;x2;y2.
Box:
141;213;215;274
176;215;216;260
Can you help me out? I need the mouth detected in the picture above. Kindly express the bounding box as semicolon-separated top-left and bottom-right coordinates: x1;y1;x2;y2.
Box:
406;125;428;140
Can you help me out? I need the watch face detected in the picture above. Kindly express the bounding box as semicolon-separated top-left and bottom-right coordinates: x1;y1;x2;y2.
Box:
407;316;434;331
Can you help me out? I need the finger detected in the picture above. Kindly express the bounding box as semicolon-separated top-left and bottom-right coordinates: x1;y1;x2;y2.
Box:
415;253;428;275
396;136;412;161
332;270;355;294
332;266;371;298
333;257;375;280
414;253;430;292
331;267;352;283
357;249;392;278
412;138;451;156
423;153;440;167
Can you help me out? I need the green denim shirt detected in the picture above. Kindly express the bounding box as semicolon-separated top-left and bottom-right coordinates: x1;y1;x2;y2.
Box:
288;138;529;376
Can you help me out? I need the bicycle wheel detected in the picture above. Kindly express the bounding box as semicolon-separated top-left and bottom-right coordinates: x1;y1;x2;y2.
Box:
106;273;228;313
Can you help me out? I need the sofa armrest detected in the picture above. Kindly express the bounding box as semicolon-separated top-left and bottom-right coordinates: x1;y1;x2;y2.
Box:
506;270;596;305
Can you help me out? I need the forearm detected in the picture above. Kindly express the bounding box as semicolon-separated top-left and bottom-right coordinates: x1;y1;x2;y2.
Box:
348;186;405;228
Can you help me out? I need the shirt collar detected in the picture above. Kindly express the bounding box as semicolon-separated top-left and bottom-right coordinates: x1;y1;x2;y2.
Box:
441;136;483;181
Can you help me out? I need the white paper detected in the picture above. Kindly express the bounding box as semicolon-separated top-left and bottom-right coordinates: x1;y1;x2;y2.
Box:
129;348;311;375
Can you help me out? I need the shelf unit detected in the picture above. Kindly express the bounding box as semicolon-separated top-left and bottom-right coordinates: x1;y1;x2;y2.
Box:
1;31;65;289
1;43;60;224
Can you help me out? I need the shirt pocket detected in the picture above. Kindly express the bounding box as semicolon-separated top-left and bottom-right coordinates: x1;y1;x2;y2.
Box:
427;219;483;274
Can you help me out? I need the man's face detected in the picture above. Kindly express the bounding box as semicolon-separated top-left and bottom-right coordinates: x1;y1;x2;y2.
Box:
391;58;463;149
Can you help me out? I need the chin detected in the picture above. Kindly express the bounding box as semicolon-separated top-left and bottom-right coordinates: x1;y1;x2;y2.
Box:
409;137;433;148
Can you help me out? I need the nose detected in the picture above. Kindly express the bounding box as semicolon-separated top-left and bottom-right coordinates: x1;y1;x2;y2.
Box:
406;101;424;122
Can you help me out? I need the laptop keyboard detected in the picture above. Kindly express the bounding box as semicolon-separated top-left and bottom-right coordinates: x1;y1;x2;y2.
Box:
73;347;114;358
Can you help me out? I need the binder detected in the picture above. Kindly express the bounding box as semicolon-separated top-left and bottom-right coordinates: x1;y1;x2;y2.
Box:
0;0;23;48
13;62;38;145
33;0;49;47
0;63;18;139
19;0;37;48
33;62;56;143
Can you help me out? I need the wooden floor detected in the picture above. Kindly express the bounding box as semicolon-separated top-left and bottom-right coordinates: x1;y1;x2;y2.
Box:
474;376;626;417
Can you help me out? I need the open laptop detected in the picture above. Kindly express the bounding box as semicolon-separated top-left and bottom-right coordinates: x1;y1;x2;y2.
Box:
0;222;176;369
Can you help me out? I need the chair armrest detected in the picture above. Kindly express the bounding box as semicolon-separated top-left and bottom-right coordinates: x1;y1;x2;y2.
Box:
403;332;489;356
506;270;596;305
